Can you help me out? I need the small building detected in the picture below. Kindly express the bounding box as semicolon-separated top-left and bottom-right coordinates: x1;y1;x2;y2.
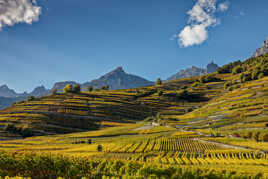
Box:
207;60;219;73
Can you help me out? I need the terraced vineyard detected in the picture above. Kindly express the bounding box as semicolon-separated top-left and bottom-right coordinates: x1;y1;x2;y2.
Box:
0;77;226;138
1;55;268;178
1;125;268;178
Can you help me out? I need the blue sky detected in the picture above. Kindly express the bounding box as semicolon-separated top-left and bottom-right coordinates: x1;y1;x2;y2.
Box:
0;0;268;92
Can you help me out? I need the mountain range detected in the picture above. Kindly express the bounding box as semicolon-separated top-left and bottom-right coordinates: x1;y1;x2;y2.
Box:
0;67;154;109
0;62;221;109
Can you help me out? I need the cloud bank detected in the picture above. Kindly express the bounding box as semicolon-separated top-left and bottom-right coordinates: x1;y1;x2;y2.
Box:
178;0;229;47
0;0;41;30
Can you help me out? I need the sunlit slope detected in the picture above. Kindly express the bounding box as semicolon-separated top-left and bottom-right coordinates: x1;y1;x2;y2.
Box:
177;54;268;130
0;76;225;137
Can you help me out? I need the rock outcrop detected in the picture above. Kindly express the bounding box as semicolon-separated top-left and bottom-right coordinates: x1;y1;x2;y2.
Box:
253;36;268;57
167;61;219;81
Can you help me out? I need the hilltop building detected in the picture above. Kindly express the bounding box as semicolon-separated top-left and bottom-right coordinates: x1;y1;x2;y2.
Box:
206;60;219;73
253;36;268;57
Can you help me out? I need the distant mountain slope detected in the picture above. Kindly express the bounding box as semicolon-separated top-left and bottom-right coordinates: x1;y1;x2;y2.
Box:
0;96;24;109
0;67;153;108
253;36;268;57
0;85;20;98
167;62;219;81
167;66;206;81
82;67;154;90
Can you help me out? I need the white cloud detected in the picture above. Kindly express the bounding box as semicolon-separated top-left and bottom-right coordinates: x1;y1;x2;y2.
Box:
0;0;41;30
218;1;229;12
178;0;229;47
179;24;208;47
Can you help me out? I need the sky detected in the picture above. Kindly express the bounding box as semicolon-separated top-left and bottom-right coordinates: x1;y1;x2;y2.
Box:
0;0;268;93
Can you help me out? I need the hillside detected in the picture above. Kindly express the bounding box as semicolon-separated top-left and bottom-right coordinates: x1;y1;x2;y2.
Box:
1;54;268;140
0;75;224;139
1;55;268;178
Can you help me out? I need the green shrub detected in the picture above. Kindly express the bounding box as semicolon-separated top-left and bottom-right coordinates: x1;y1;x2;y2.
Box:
155;78;162;85
73;84;81;93
217;60;242;74
224;82;232;90
27;96;35;101
63;84;73;93
192;82;199;87
52;88;57;95
87;85;93;92
157;90;163;96
101;85;109;90
232;65;243;74
199;74;221;83
240;73;252;83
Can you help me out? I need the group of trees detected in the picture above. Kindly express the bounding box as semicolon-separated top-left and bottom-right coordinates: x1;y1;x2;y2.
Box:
233;131;268;142
63;84;81;93
217;55;268;83
4;124;34;138
62;84;110;94
217;60;242;74
199;74;221;83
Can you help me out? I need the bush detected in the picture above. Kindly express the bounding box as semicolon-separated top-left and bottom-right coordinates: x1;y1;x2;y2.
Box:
4;124;34;138
240;73;252;83
155;78;162;85
52;89;57;95
97;145;103;152
217;60;242;74
182;86;188;90
199;74;221;83
253;132;261;142
27;96;35;101
73;84;81;93
157;90;163;96
63;84;73;93
87;139;92;144
224;82;232;90
192;82;199;87
232;65;243;74
101;85;109;90
87;85;93;92
258;73;265;79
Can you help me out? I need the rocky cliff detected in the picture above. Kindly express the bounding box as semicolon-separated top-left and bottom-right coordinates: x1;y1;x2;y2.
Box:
253;36;268;57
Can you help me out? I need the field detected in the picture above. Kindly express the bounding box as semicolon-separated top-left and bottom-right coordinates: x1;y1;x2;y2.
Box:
0;123;268;178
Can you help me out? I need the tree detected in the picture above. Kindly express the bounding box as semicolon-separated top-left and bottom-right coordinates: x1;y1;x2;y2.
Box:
27;96;35;101
155;78;162;85
63;84;73;93
101;85;109;90
73;84;81;93
253;132;261;142
240;73;252;83
232;65;243;74
52;89;57;95
87;85;93;92
97;144;103;152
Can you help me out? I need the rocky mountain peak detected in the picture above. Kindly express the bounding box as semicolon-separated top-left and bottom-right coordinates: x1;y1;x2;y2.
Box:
0;85;18;98
30;85;50;97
